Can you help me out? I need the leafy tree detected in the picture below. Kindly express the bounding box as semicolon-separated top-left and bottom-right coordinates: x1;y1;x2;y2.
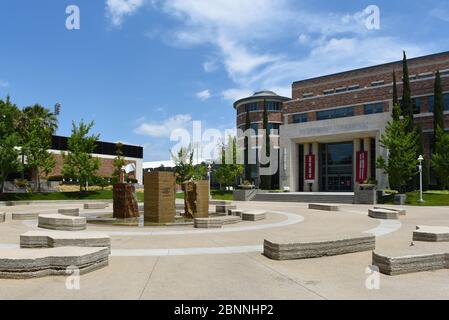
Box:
377;104;419;193
170;146;195;212
401;51;414;131
62;120;100;192
20;105;58;192
0;97;21;194
112;142;126;184
214;136;244;189
433;70;444;140
432;127;449;190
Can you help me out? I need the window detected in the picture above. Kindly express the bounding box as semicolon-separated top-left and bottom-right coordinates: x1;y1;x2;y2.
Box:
348;85;360;91
246;103;259;112
316;107;354;121
371;80;384;87
335;87;347;93
441;69;449;76
428;96;435;113
323;89;334;95
302;93;314;98
364;103;384;115
292;113;308;124
250;123;259;134
418;72;433;79
268;123;280;134
266;101;281;112
413;98;421;114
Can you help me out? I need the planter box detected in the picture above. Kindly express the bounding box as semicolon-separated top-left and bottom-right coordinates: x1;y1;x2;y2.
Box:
233;189;258;201
354;189;377;205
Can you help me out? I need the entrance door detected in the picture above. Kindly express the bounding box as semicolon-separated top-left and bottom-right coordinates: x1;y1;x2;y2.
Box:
320;142;354;192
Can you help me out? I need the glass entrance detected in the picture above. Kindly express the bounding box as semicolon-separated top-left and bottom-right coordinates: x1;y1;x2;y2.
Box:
319;142;354;192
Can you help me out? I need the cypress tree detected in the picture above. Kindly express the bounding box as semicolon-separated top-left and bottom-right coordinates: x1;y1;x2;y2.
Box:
392;71;399;108
260;99;271;189
433;70;444;140
244;105;251;182
402;51;414;131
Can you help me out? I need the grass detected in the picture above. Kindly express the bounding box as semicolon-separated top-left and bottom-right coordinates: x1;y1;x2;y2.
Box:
0;189;233;202
383;190;449;206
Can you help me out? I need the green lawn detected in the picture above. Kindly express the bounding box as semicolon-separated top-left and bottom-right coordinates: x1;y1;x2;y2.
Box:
384;190;449;206
0;189;233;202
0;190;145;202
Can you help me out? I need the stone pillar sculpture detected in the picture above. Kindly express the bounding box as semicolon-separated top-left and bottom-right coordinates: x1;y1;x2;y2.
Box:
113;183;139;219
184;180;209;219
144;172;176;223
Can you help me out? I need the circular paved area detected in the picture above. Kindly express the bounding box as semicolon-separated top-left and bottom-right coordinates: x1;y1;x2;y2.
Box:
0;200;448;299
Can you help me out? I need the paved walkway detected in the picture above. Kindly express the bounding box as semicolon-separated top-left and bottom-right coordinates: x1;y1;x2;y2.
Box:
0;201;448;299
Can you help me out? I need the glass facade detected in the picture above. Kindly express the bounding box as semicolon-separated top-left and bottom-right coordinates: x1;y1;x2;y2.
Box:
266;101;281;111
293;113;308;123
427;93;449;112
316;107;354;121
319;142;354;192
364;103;384;115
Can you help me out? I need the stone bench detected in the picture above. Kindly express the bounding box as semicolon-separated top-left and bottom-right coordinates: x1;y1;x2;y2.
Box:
242;211;266;221
216;204;237;214
413;226;449;242
20;231;110;249
308;204;339;212
264;234;376;261
12;212;40;221
368;208;399;220
221;216;242;225
38;214;87;231
0;213;4;223
83;203;109;210
57;208;80;216
194;218;223;229
0;247;109;279
228;209;243;217
372;251;449;276
374;206;406;216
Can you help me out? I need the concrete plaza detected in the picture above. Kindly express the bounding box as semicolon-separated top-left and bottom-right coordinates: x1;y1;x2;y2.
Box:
0;200;448;300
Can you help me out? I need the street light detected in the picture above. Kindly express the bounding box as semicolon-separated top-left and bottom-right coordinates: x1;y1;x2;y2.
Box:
417;155;425;203
207;163;212;200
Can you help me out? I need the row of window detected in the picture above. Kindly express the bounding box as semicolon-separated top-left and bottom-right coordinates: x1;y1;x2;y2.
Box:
237;101;282;114
246;123;280;134
302;69;449;99
292;103;385;124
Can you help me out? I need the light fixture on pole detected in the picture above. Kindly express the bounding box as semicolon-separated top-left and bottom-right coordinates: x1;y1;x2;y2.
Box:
207;163;212;200
417;155;425;203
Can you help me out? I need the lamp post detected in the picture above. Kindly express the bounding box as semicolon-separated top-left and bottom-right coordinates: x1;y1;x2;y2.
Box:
207;163;212;200
417;155;425;203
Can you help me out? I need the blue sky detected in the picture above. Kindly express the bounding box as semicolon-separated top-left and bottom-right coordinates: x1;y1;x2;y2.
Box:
1;0;449;161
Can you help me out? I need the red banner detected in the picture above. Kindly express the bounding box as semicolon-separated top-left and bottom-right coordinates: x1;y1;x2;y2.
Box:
305;154;315;182
356;151;368;183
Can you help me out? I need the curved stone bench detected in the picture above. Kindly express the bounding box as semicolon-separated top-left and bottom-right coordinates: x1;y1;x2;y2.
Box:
38;214;86;231
57;208;80;216
372;251;449;276
194;218;223;229
0;247;109;279
368;208;399;220
374;206;406;216
12;212;39;221
264;234;375;261
308;204;339;212
83;203;109;210
413;226;449;242
20;231;110;249
0;213;4;223
242;211;266;221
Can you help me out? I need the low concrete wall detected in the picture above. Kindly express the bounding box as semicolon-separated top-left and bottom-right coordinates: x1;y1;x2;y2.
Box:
233;189;258;201
354;189;377;205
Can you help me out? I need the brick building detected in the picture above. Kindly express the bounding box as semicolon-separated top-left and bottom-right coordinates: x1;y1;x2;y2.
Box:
235;51;449;192
48;135;144;183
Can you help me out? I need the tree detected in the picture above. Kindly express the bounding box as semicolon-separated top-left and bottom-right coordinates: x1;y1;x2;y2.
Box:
433;70;444;140
170;146;195;212
20;105;58;192
432;127;449;190
214;136;244;189
244;105;252;182
112;142;126;184
0;97;21;194
401;51;414;131
260;99;271;189
62;120;100;192
392;71;400;119
377;104;419;193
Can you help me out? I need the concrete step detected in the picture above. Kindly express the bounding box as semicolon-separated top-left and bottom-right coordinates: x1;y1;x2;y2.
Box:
38;214;87;231
20;231;110;249
252;193;354;204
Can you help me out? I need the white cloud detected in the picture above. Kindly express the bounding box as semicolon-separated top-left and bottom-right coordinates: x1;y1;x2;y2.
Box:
134;114;192;137
196;89;211;101
298;34;311;45
430;7;449;23
106;0;144;26
221;88;253;101
0;80;9;88
203;60;218;73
